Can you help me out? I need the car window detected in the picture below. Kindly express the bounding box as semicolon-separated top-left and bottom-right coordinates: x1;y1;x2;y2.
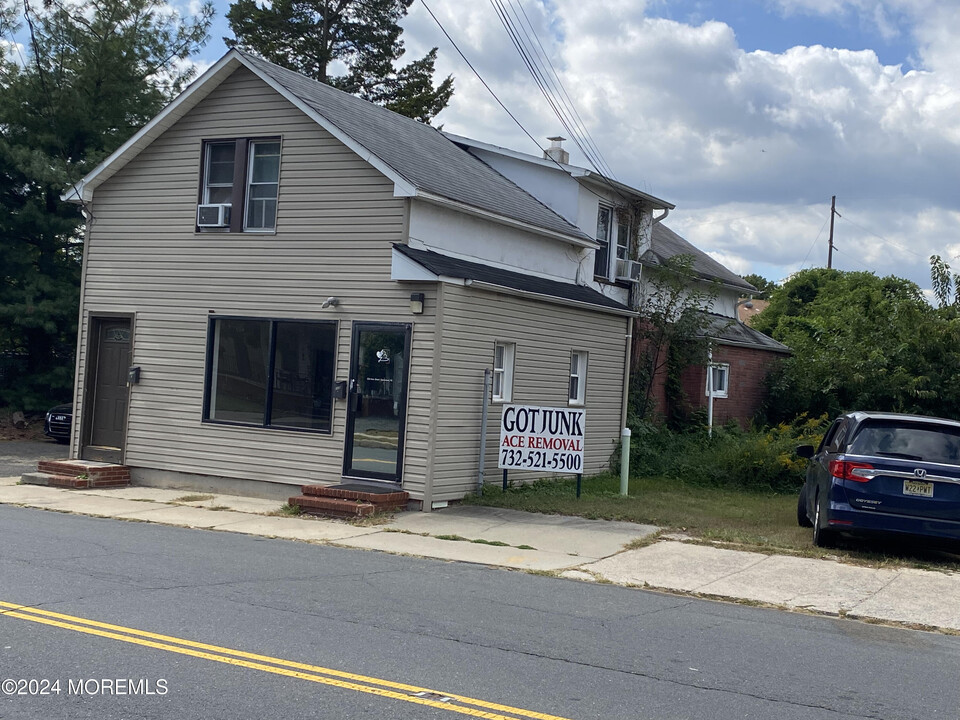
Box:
818;419;843;453
847;421;960;464
830;421;850;453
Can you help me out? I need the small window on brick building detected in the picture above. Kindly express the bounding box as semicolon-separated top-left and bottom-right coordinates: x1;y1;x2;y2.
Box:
706;363;729;399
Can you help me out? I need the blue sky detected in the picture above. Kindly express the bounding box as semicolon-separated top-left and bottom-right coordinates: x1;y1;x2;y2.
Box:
647;0;918;66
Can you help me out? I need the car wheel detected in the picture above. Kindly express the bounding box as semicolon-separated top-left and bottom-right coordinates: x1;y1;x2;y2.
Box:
797;491;813;528
812;489;836;548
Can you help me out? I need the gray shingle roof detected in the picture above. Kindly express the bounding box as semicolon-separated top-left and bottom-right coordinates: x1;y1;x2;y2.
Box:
645;224;756;292
696;311;790;353
239;52;591;242
394;245;630;313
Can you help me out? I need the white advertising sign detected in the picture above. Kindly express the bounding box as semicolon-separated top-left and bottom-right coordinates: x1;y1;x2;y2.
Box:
498;404;585;472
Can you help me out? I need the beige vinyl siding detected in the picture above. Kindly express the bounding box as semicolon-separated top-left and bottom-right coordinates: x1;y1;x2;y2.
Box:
430;283;628;501
78;67;434;497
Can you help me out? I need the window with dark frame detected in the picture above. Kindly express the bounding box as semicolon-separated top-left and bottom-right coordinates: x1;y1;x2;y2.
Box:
199;138;280;232
206;317;336;433
594;206;612;279
615;218;630;272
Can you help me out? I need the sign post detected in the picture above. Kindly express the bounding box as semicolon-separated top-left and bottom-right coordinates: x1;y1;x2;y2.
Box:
498;404;586;496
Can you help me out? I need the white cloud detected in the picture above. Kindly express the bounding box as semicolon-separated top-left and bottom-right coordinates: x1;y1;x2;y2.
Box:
403;0;960;292
0;39;26;66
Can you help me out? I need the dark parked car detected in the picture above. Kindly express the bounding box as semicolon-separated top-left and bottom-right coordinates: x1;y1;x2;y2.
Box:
797;412;960;547
44;403;72;444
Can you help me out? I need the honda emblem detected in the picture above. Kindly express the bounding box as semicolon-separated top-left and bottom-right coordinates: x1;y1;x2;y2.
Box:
914;468;927;479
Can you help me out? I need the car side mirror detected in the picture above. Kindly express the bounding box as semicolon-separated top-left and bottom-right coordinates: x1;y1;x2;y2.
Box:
795;445;815;459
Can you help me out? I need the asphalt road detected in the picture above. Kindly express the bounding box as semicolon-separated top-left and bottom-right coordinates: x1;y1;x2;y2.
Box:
0;440;67;478
1;505;958;720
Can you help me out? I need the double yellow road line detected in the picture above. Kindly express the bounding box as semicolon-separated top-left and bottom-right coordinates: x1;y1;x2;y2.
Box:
0;600;573;720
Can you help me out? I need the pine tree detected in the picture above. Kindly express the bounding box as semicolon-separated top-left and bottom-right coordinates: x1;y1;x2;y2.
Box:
0;0;212;409
226;0;454;123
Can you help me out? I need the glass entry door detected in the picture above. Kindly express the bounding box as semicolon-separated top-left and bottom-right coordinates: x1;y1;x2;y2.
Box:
343;323;411;482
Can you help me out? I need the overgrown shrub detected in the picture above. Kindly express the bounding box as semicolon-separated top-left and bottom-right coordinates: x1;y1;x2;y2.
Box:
626;414;830;491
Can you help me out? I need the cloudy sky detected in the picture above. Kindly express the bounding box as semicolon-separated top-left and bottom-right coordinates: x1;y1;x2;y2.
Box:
17;0;960;293
403;0;960;295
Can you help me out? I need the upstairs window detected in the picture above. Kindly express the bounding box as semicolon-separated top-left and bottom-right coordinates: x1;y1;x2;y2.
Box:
246;141;280;230
203;142;235;204
594;206;612;279
198;138;280;232
568;351;588;406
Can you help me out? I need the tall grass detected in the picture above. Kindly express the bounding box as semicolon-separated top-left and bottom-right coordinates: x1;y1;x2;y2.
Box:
626;414;830;491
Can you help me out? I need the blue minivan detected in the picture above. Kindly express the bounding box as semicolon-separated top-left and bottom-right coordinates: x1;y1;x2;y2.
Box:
797;412;960;547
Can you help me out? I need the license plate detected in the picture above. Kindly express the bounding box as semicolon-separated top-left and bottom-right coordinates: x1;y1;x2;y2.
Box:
903;480;934;497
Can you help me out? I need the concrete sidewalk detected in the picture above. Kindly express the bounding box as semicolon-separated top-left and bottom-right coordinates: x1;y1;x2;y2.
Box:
2;476;959;633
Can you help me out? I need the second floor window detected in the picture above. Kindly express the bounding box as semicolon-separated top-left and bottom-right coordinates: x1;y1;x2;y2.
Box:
594;206;612;279
199;138;281;232
246;141;280;230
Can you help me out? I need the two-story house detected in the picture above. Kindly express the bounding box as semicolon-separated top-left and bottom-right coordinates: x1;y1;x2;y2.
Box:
61;49;780;509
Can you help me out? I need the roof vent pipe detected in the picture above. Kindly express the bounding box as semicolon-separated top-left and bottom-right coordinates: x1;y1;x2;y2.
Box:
544;136;569;165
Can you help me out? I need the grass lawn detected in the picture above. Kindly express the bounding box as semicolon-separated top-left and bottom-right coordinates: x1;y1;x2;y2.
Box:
465;472;960;571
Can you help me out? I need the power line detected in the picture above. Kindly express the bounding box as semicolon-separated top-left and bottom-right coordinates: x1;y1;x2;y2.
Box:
833;246;876;273
837;213;926;260
490;0;617;182
799;217;829;270
419;0;628;208
418;0;548;160
511;0;613;179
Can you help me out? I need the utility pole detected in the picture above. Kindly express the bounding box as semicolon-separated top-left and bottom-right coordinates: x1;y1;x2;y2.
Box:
827;195;838;269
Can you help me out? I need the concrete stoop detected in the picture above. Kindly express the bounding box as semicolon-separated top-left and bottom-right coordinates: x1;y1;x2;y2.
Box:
22;460;131;489
290;484;409;519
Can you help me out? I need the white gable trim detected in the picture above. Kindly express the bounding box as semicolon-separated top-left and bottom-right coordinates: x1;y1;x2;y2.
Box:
64;53;243;202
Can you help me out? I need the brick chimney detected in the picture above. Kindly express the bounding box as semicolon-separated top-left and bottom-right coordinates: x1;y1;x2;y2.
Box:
544;136;569;165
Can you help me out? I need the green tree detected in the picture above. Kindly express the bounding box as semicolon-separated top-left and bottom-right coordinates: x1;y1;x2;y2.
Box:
0;0;212;409
930;254;959;309
754;268;960;422
631;255;719;428
225;0;454;123
741;273;776;298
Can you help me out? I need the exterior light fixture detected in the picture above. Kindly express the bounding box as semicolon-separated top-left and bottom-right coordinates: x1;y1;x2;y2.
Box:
409;292;425;314
321;296;339;309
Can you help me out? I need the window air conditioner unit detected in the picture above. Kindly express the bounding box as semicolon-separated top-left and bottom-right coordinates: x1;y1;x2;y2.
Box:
197;203;231;228
615;259;641;282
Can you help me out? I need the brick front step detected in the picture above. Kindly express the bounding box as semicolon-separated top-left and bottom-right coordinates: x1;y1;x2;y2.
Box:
33;460;131;488
289;495;377;519
301;484;408;510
